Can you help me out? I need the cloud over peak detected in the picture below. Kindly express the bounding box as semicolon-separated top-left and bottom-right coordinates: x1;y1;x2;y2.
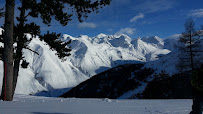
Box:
116;27;136;35
130;13;144;22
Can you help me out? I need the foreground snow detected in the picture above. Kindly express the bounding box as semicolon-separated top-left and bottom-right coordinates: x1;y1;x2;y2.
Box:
0;94;192;114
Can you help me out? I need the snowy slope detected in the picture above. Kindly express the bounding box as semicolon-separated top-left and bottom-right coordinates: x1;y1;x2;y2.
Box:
0;32;173;95
65;34;170;77
15;38;89;95
145;38;203;75
141;36;164;48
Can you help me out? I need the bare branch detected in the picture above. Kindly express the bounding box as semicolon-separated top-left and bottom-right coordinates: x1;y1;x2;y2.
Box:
24;47;39;55
0;7;4;18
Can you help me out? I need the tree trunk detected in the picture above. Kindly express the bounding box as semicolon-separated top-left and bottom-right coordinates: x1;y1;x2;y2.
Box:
1;0;15;101
190;88;203;114
13;60;20;94
13;0;25;94
189;34;194;70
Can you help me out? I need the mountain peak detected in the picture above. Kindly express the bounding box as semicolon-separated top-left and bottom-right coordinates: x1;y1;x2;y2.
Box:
96;33;107;38
141;36;164;48
113;33;130;38
154;36;161;39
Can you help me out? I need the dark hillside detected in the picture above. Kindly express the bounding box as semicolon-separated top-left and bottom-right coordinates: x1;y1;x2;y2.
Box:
61;64;154;99
136;71;193;99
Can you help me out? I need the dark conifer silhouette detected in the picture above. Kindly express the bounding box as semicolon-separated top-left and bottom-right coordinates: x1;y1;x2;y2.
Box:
178;19;202;71
177;18;203;114
39;32;71;61
0;0;112;101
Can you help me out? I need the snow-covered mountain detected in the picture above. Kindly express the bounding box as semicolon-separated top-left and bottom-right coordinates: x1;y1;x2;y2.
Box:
0;32;177;95
141;36;164;48
10;37;89;95
66;34;170;77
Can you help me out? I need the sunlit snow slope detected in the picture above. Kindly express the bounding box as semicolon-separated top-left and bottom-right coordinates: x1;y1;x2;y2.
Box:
0;32;171;95
65;34;170;77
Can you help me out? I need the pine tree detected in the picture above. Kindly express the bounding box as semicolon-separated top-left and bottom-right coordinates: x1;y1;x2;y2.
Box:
178;18;202;72
39;32;71;61
0;0;112;101
178;19;203;114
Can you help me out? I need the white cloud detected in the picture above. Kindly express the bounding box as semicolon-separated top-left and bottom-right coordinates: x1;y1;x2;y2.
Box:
133;0;175;13
107;29;113;32
130;13;144;22
117;27;136;35
189;9;203;17
78;22;96;28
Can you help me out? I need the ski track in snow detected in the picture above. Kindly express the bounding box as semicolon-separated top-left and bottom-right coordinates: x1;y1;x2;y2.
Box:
118;83;147;99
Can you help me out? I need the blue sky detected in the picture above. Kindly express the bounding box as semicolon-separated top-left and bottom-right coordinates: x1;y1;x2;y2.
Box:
0;0;203;38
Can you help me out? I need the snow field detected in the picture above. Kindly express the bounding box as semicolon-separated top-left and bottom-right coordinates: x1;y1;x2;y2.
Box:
0;94;193;114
